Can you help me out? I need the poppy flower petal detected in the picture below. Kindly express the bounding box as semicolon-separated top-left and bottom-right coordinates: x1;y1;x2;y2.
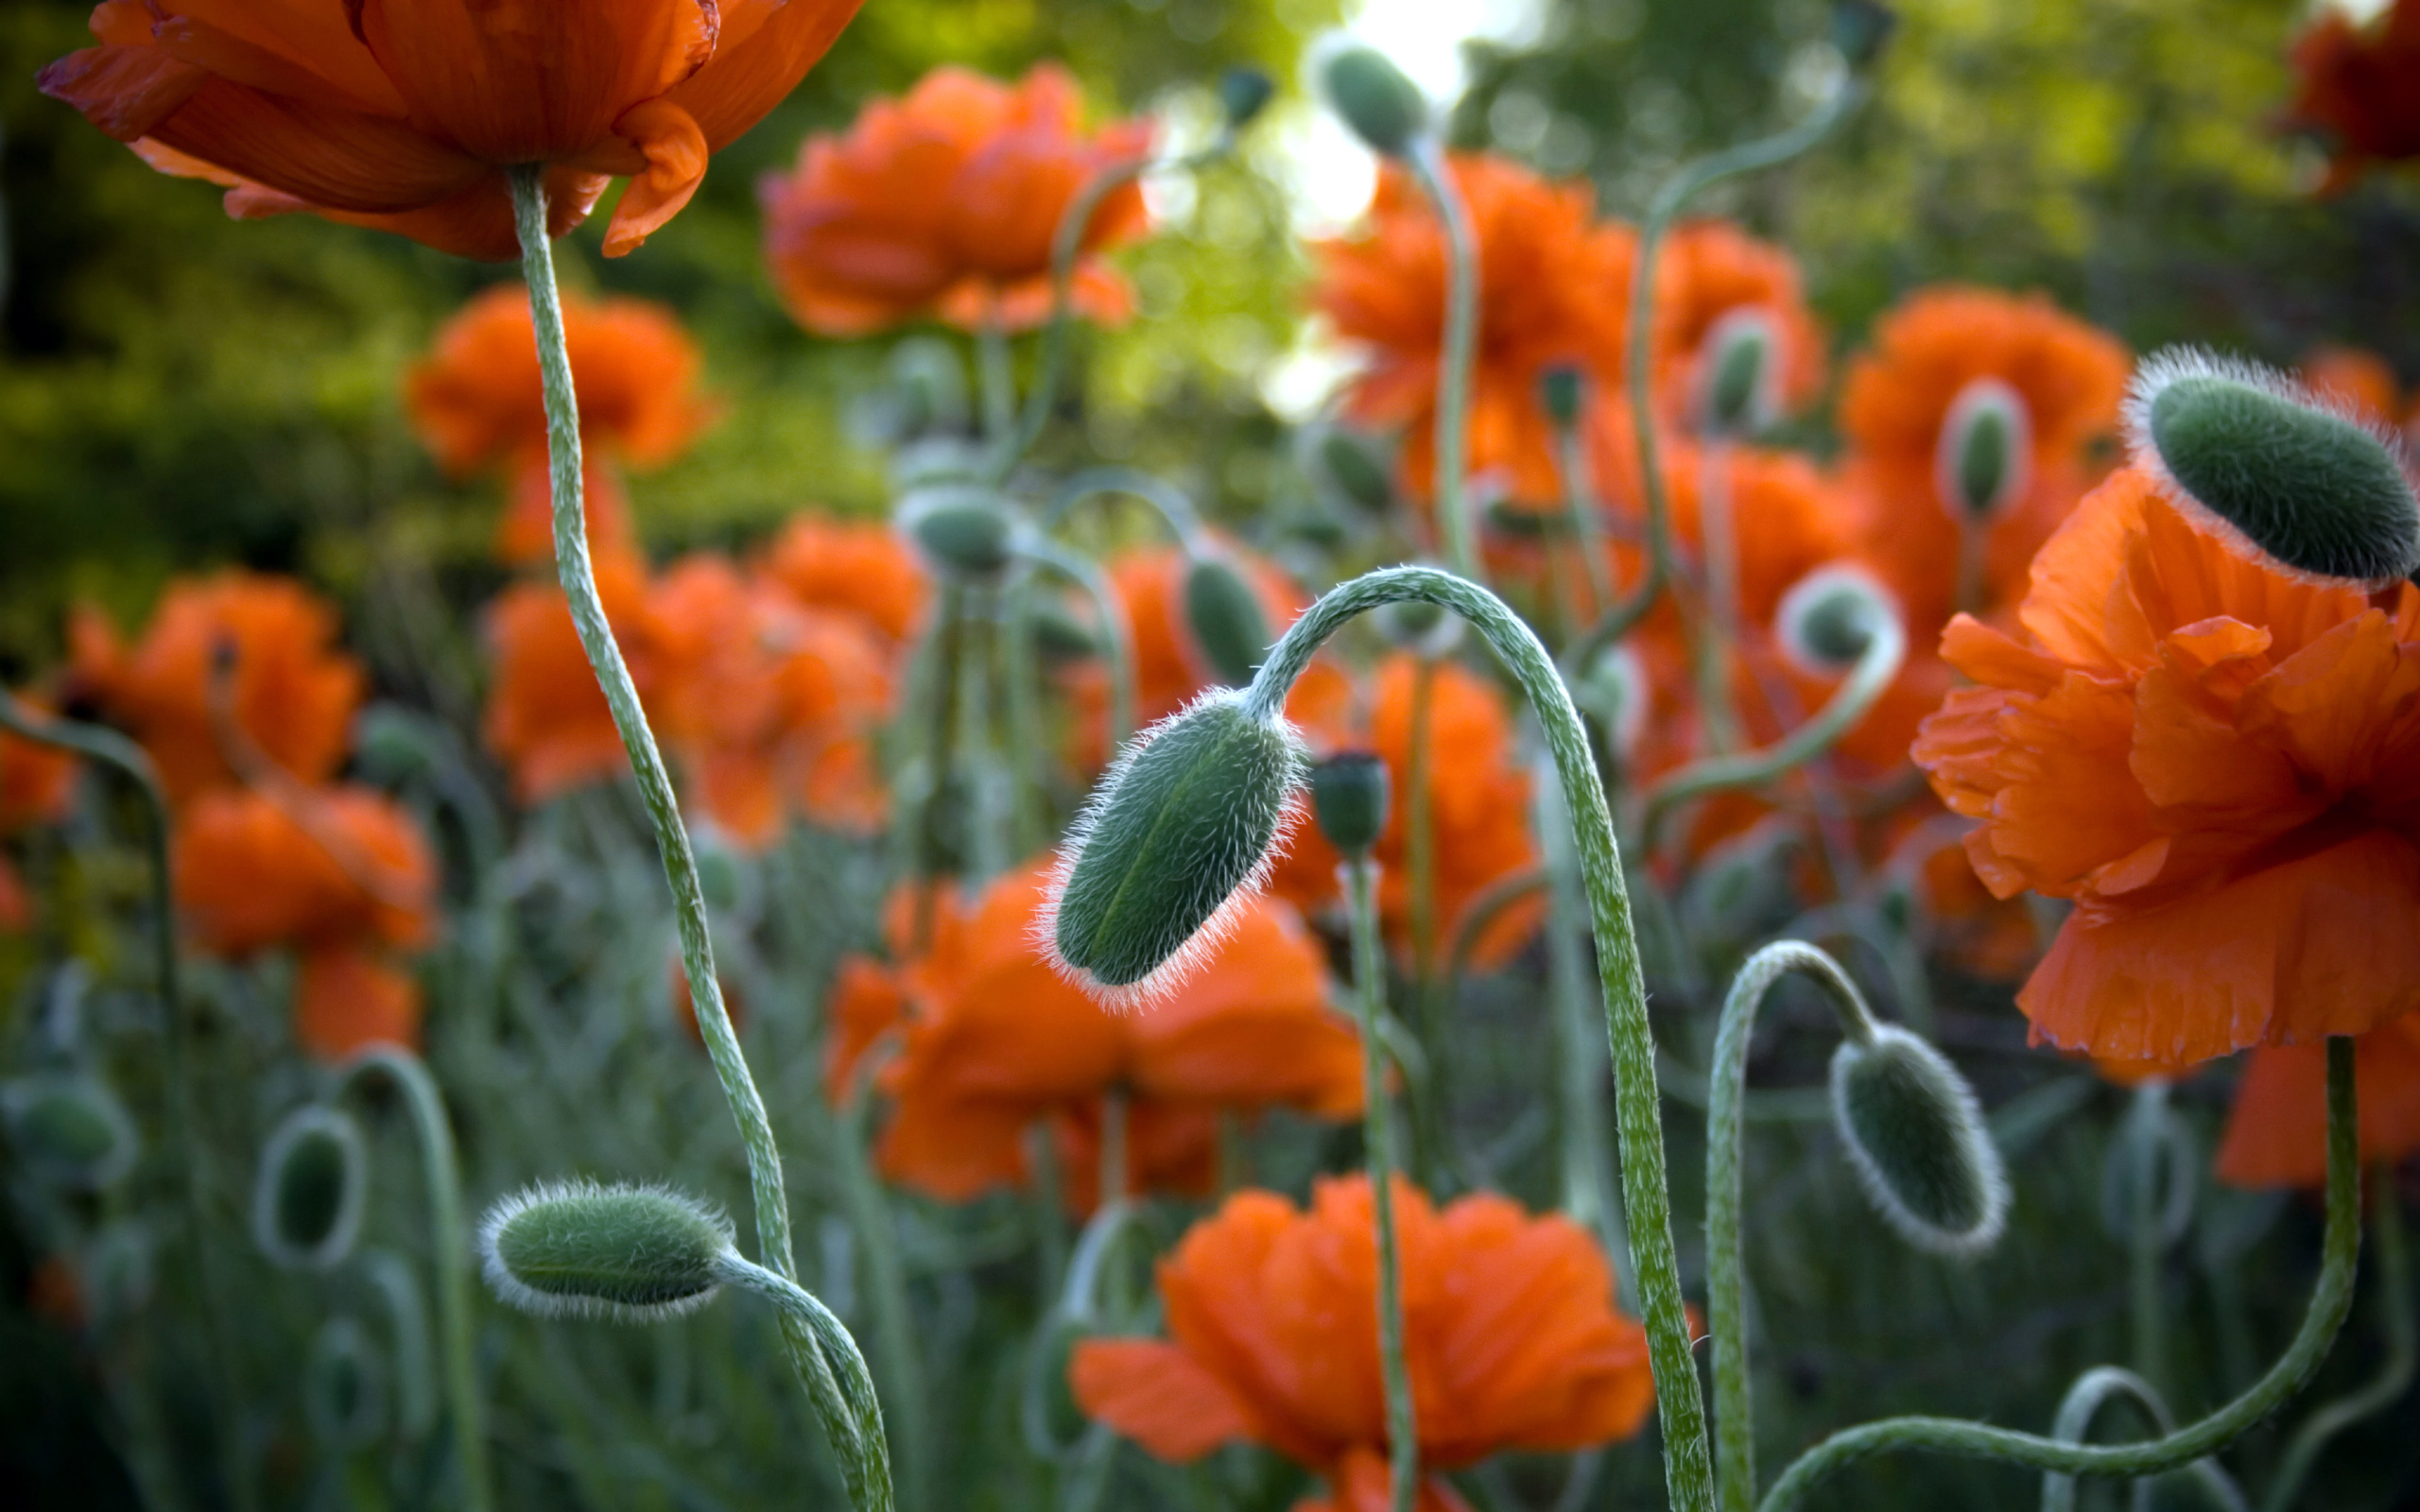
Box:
295;945;423;1061
38;45;208;142
147;75;486;214
601;96;709;256
669;0;867;150
1067;1340;1256;1461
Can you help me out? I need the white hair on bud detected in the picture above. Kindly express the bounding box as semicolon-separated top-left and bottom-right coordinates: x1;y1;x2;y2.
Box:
253;1104;369;1272
1034;690;1308;1014
1831;1026;2011;1259
1932;374;2032;521
1698;304;1784;433
1774;562;1901;678
475;1177;734;1324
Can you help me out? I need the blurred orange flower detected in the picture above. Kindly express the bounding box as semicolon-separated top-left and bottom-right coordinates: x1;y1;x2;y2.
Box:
482;556;662;803
761;64;1152;336
760;513;930;646
2281;0;2420;194
1314;154;1635;511
1070;1175;1656;1510
2300;345;2420;445
825;861;1361;1210
40;0;865;259
1108;542;1308;729
2214;1012;2420;1189
1912;468;2420;1065
1649;219;1826;428
2;714;78;833
1270;655;1541;970
407;284;712;566
294;942;424;1059
70;574;364;806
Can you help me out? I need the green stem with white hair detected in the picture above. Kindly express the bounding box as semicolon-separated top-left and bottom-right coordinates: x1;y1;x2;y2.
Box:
715;1252;896;1512
1344;855;1420;1512
2259;1167;2413;1512
1244;565;1714;1512
2037;1368;2245;1512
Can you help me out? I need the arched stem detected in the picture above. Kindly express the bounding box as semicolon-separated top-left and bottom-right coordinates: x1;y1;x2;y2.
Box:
2039;1367;2244;1512
1019;535;1136;751
716;1253;897;1512
2259;1168;2412;1512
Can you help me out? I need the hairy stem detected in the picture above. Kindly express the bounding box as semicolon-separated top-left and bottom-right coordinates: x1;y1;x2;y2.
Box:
840;1077;933;1512
717;1253;897;1512
1345;857;1420;1512
2038;1367;2244;1512
1405;142;1482;583
2259;1167;2413;1512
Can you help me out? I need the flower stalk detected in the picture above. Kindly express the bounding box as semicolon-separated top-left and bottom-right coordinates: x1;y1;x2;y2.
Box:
2260;1167;2413;1512
1405;141;1483;583
1344;855;1420;1512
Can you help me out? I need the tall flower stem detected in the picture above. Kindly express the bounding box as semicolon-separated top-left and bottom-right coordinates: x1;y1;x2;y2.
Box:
1703;942;1880;1512
1536;767;1628;1307
2119;1081;2180;1400
2259;1167;2413;1512
1758;1037;2363;1511
0;694;256;1512
338;1046;491;1512
1405;141;1482;583
1343;856;1420;1512
839;1074;934;1512
715;1252;897;1510
1405;657;1447;1179
1245;565;1714;1512
1019;535;1136;750
508;167;875;1509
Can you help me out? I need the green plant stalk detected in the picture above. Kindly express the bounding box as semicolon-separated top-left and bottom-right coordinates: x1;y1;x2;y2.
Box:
510;167;870;1509
1705;941;1879;1512
917;584;966;920
338;1046;491;1512
1020;536;1135;750
1637;613;1906;852
717;1252;898;1511
841;1073;933;1512
1690;440;1743;752
977;314;1017;443
1554;424;1615;613
1040;467;1206;546
1759;1037;2363;1511
2260;1167;2413;1512
2038;1367;2243;1512
1405;140;1482;583
1244;565;1714;1512
1536;766;1629;1307
1344;856;1421;1512
0;694;257;1512
1004;572;1048;857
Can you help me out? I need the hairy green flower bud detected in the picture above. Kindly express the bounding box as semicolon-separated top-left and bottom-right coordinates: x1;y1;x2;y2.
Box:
254;1106;369;1271
1028;595;1098;662
1830;1026;2009;1256
1183;553;1271;687
479;1179;734;1323
1539;365;1586;432
1831;0;1898;68
1307;425;1396;514
3;1075;138;1192
1310;751;1390;858
897;484;1017;576
1700;308;1778;438
1775;564;1896;675
1571;644;1649;762
1316;42;1427;157
1219;66;1276;129
2128;350;2420;586
304;1316;389;1451
1046;691;1308;1007
1935;377;2031;522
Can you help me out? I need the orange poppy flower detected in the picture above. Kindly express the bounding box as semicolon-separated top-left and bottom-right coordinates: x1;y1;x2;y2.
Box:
39;0;865;260
1912;467;2420;1064
760;512;930;646
481;554;662;804
1313;153;1635;511
824;860;1361;1210
174;783;436;956
1270;654;1542;970
2213;1011;2420;1189
760;64;1152;336
1;714;78;833
1649;218;1826;428
407;284;712;565
294;942;423;1058
69;574;364;806
0;860;33;935
2301;345;2420;444
2280;0;2420;194
1070;1175;1656;1509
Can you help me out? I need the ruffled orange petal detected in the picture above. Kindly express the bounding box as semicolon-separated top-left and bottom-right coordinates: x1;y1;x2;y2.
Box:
1067;1340;1257;1461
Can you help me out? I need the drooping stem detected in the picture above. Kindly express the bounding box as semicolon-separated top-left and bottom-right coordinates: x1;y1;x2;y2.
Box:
1040;467;1205;547
509;165;857;1503
1536;766;1629;1309
2037;1367;2244;1512
1405;141;1482;583
338;1046;491;1512
1244;565;1715;1512
717;1253;898;1512
0;694;257;1512
1344;857;1420;1512
1705;941;1878;1512
2260;1167;2413;1512
1759;1037;2362;1510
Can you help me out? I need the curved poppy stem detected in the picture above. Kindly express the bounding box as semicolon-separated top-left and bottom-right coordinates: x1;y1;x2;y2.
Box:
1758;1037;2362;1511
509;167;880;1510
1040;467;1205;547
1245;565;1715;1512
1404;141;1482;585
337;1045;491;1512
715;1252;897;1512
839;1070;933;1512
2038;1367;2244;1512
2260;1166;2413;1512
1536;769;1630;1310
1343;855;1420;1512
1018;535;1136;751
1704;942;1879;1512
0;693;258;1512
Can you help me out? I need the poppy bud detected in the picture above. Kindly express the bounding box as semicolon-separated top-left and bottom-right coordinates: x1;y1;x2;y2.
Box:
1374;596;1465;658
2127;350;2420;587
1829;1026;2009;1256
1571;644;1649;762
1540;365;1587;432
304;1316;389;1451
1028;595;1098;662
1316;42;1428;157
1307;425;1396;515
897;484;1017;577
1935;377;2031;522
1700;308;1779;438
1311;751;1391;858
1219;66;1276;130
254;1106;369;1271
1046;691;1308;1007
1775;564;1898;675
1183;553;1271;687
478;1179;734;1323
1831;0;1898;68
352;706;435;782
2;1074;138;1192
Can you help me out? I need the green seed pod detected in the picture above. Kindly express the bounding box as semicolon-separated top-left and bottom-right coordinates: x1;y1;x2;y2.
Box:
1539;365;1587;432
1700;308;1778;438
1775;564;1896;675
1316;42;1428;157
1829;1026;2009;1256
1934;377;2031;522
304;1316;389;1452
1028;595;1098;663
1047;691;1308;1007
3;1074;139;1192
254;1106;369;1271
1310;751;1391;858
1373;595;1464;658
1571;644;1649;762
1219;66;1276;129
1307;425;1396;514
897;483;1017;576
350;704;435;783
479;1179;734;1323
2129;350;2420;586
1831;0;1899;68
1182;553;1271;687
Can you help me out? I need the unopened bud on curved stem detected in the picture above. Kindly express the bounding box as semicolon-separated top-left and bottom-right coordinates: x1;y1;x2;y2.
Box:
1183;551;1272;687
479;1179;734;1322
3;1074;138;1192
1700;309;1779;439
254;1105;369;1271
1935;377;2031;523
1311;751;1391;858
1830;1026;2010;1256
1314;41;1428;157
